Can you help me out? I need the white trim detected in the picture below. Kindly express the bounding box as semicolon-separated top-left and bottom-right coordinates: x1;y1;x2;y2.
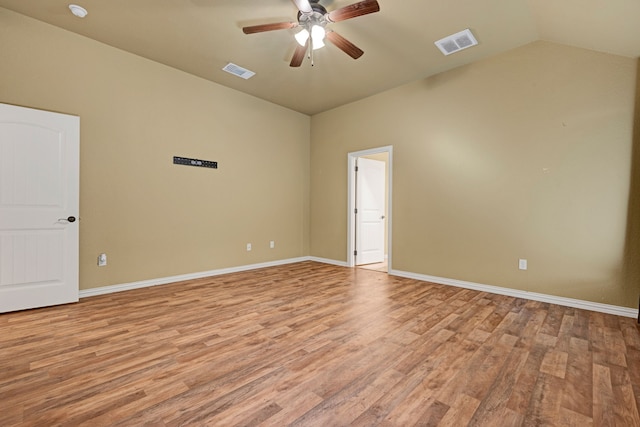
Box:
79;257;310;298
389;268;639;319
307;256;349;267
347;146;393;269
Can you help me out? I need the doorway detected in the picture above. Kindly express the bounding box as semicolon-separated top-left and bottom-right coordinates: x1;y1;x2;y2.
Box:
347;146;392;272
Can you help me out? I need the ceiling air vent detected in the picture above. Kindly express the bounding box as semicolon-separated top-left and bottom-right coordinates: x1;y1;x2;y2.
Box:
434;29;478;56
222;63;255;80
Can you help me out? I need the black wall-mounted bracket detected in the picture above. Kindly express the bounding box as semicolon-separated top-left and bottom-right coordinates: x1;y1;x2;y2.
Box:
173;156;218;169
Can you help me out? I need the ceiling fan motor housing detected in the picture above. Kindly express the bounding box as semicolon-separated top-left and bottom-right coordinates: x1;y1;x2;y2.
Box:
298;3;329;27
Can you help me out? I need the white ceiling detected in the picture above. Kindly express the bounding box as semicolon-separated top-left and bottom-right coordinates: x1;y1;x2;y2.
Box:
1;0;639;115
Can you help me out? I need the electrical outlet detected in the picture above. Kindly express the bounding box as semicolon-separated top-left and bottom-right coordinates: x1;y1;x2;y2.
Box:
270;241;275;249
518;259;527;270
98;253;107;267
246;243;252;251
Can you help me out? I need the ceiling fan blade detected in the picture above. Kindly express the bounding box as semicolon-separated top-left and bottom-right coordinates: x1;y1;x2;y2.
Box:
291;0;313;14
290;43;308;67
327;0;380;22
326;31;364;59
243;22;298;34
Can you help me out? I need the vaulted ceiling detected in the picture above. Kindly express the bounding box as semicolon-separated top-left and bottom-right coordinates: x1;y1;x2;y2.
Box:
1;0;639;115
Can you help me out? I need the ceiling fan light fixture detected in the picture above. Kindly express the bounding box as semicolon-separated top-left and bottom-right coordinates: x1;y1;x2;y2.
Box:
311;25;326;42
295;29;309;46
295;25;326;50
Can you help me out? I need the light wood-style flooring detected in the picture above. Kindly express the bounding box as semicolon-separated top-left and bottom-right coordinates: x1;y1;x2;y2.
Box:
358;261;388;273
1;261;639;426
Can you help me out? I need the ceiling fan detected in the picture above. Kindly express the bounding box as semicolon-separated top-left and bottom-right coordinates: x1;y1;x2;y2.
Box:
242;0;380;67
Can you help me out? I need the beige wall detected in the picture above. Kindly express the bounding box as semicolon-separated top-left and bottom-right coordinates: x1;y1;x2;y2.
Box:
2;8;638;309
310;41;639;308
0;9;310;290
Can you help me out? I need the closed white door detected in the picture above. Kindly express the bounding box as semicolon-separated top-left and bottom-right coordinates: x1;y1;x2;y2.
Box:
356;157;385;265
0;103;79;313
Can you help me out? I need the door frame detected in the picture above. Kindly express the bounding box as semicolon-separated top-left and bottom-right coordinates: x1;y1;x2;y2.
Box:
347;145;393;268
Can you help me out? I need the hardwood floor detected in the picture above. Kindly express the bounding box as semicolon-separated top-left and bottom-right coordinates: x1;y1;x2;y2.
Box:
1;261;639;426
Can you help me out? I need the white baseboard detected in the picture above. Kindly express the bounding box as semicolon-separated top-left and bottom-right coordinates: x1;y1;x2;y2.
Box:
389;268;639;319
79;257;638;319
306;256;349;267
79;257;310;298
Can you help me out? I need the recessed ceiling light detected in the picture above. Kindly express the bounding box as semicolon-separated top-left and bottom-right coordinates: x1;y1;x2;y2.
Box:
68;4;88;18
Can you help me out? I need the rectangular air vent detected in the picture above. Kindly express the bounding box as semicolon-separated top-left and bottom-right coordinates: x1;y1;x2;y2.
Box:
222;63;255;79
434;29;478;56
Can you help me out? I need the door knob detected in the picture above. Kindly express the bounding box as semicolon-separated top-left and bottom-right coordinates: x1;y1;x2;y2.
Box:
58;216;76;223
380;215;385;219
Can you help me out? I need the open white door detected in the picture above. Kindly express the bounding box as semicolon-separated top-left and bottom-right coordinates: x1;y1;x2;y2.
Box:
0;103;79;313
355;157;385;265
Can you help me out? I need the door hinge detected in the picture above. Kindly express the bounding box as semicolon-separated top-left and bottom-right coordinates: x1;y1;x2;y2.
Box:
354;208;358;214
354;250;357;256
355;166;358;172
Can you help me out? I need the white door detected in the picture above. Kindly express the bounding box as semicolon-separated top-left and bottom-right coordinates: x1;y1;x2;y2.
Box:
0;103;79;313
355;157;385;265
